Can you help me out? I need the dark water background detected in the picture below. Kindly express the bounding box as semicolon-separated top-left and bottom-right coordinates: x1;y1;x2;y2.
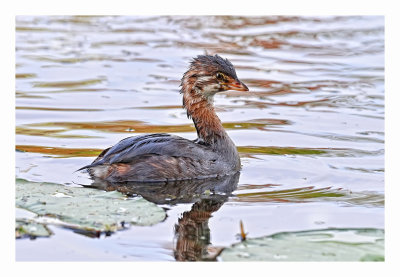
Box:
15;16;384;261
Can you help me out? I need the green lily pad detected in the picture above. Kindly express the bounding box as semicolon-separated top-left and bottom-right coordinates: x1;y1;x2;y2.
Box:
219;228;384;261
16;219;52;238
16;178;166;232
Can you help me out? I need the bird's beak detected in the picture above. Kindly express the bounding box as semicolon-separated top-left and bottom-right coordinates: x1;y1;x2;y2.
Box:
226;79;249;91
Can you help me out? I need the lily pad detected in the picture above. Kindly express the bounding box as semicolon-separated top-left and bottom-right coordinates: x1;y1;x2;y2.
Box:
16;178;166;232
219;228;384;261
16;219;52;238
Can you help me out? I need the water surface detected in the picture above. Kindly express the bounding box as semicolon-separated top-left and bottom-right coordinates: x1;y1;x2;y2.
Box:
15;15;384;261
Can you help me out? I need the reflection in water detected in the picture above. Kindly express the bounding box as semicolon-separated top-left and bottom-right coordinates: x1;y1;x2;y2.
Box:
87;172;240;261
174;198;226;261
89;172;240;205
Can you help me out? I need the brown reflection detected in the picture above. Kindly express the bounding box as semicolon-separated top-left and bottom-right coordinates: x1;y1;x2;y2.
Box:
15;144;328;158
16;106;101;112
233;186;345;203
232;185;384;207
33;78;104;88
174;198;225;261
220;79;329;99
214;16;301;29
250;38;284;49
241;98;330;108
16;145;102;157
244;79;281;88
89;172;240;205
86;172;240;261
22;120;197;134
16;73;37;79
17;118;289;138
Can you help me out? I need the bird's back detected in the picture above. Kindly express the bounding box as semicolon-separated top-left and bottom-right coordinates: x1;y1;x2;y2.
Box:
80;133;239;182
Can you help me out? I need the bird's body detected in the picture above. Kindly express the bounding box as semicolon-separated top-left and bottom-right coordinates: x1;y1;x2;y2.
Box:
79;54;248;182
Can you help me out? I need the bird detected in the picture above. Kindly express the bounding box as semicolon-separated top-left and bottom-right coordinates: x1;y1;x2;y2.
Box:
78;54;249;183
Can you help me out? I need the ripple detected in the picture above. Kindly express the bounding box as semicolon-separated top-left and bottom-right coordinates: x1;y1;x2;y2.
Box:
16;145;102;158
232;185;384;207
33;78;105;88
16;106;102;112
238;146;326;156
16;73;37;79
17;118;291;138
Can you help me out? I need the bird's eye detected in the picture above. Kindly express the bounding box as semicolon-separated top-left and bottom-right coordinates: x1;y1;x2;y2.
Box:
216;72;225;80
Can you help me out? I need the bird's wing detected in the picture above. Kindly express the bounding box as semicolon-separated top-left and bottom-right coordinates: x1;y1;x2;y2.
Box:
79;133;219;170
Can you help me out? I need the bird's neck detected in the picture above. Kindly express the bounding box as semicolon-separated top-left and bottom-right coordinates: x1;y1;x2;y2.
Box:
182;87;227;145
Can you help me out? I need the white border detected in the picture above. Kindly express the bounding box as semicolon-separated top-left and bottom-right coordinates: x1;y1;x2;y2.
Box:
2;0;398;276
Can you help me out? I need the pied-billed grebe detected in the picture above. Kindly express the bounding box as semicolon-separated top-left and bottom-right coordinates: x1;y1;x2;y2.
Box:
79;54;248;182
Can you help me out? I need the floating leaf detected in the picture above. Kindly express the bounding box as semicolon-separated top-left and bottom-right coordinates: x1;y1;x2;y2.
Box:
16;219;52;238
219;228;384;261
16;178;166;233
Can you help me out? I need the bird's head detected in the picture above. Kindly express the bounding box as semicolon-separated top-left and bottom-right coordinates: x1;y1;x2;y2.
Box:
180;54;248;100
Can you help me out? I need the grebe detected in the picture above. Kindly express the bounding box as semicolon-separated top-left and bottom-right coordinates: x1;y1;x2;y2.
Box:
79;54;248;182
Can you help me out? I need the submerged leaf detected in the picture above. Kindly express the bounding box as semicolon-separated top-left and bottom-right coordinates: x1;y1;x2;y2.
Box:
219;228;384;261
15;178;166;232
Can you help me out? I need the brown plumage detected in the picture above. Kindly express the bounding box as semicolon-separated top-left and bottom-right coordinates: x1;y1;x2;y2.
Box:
79;54;249;182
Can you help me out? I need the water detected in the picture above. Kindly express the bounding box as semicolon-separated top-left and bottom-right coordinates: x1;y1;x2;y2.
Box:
15;16;384;261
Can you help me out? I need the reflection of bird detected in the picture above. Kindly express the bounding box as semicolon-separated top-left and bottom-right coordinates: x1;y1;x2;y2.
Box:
88;171;240;205
79;55;248;182
174;198;225;261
